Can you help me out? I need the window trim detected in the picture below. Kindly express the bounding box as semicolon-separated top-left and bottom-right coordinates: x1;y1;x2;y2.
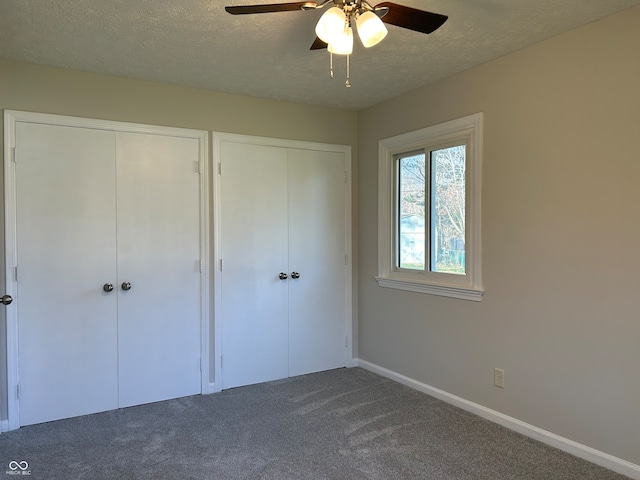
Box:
376;113;484;301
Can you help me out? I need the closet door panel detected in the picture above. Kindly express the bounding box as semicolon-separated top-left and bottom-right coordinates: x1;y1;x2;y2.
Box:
116;132;202;407
16;123;119;425
220;142;289;389
287;149;347;376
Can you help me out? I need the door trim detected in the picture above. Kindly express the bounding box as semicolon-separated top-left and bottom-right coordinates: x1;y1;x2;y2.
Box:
211;132;353;393
3;110;210;430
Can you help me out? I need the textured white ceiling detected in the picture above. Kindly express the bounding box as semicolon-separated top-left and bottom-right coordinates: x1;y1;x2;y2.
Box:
1;0;639;111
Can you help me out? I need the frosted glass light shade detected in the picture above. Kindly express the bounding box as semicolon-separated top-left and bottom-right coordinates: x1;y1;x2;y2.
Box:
356;11;388;47
327;26;353;55
315;7;346;44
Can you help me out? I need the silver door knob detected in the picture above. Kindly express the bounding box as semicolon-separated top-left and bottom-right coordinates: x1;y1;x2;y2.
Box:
0;294;13;305
291;272;300;279
103;283;114;293
278;272;288;280
121;282;132;291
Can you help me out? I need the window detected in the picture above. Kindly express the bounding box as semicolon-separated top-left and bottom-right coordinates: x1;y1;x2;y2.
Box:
377;113;483;301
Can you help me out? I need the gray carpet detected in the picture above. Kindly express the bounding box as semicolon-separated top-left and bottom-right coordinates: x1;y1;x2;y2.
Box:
0;368;630;479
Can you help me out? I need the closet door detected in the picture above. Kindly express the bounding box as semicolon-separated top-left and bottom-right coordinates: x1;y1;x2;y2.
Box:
220;142;289;389
287;148;347;376
15;123;119;426
219;141;348;389
116;132;202;407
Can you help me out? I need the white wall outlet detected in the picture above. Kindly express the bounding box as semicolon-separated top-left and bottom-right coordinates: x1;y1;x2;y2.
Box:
494;368;505;388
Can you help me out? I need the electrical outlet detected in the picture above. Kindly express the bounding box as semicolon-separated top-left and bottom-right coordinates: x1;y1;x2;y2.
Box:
494;368;505;388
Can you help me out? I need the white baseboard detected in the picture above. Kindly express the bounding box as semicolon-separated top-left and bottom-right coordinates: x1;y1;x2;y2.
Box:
356;359;640;480
0;419;8;433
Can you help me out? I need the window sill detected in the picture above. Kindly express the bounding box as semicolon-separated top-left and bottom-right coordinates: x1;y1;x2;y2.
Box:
375;276;484;301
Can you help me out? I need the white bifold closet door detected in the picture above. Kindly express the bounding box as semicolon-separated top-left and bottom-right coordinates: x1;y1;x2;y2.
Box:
220;143;290;388
115;132;201;408
15;122;201;426
16;123;120;425
220;141;347;390
286;148;347;377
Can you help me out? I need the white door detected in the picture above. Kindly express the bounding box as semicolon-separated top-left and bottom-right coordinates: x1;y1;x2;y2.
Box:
16;123;119;426
219;141;347;389
11;119;205;426
115;132;202;407
220;142;289;389
287;148;347;376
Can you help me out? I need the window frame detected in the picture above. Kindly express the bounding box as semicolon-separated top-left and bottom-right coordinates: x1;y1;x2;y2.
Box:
377;113;484;301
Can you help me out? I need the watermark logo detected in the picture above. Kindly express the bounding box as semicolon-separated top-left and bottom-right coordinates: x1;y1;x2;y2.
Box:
6;461;31;476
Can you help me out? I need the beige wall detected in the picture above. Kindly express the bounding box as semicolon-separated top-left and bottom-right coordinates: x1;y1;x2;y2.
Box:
357;6;640;466
0;59;358;420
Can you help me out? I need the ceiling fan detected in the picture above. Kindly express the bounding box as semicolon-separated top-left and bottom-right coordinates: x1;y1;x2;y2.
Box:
225;0;448;86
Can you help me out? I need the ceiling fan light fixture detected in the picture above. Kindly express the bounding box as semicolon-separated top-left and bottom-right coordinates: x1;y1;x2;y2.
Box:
327;25;353;55
315;6;346;44
356;10;388;48
224;0;448;87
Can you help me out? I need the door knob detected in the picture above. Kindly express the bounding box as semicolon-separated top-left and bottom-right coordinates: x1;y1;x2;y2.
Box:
103;283;114;293
121;282;132;291
291;272;300;279
278;272;288;280
0;294;13;305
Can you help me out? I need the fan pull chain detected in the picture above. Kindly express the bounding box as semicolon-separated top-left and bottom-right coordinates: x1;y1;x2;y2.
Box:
345;54;351;88
330;52;334;78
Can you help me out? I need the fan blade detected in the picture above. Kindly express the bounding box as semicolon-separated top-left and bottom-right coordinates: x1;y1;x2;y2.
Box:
225;2;315;14
374;2;447;35
310;37;328;50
